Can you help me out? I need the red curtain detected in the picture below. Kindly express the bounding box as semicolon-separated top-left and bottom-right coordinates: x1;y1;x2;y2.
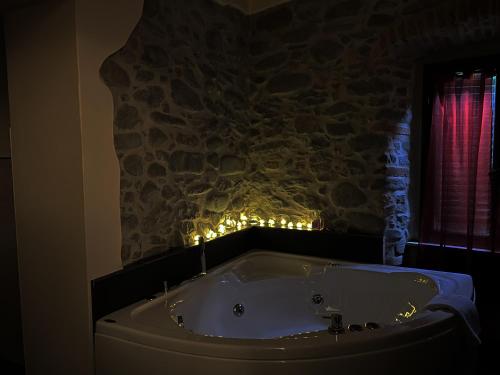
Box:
420;71;496;251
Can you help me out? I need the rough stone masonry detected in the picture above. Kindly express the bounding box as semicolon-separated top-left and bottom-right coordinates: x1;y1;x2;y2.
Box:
101;0;500;264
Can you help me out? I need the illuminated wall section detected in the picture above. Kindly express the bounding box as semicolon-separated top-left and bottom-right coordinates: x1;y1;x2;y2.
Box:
103;0;253;262
192;212;322;245
102;0;403;264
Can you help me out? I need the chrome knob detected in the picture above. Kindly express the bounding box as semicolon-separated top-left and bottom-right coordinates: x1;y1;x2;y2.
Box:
323;312;344;334
348;324;363;332
365;322;380;330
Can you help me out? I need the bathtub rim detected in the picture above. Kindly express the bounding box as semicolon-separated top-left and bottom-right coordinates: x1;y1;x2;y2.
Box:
159;249;473;300
96;308;458;360
95;250;467;361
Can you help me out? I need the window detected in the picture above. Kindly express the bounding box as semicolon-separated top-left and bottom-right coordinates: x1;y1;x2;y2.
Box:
420;59;499;252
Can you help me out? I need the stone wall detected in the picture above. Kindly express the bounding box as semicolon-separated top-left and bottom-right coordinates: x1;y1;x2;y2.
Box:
247;1;413;264
102;0;251;263
102;0;500;265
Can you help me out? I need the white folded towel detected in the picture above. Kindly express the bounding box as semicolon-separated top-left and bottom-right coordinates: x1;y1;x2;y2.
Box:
425;293;481;346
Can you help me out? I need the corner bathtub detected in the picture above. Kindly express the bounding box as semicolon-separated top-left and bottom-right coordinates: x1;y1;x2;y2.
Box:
95;251;477;375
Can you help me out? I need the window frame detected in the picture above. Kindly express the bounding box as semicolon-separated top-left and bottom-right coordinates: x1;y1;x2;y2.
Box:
419;56;500;251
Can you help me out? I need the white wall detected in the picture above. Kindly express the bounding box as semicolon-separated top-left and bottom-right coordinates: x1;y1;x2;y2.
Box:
5;0;142;373
5;2;92;373
75;0;143;281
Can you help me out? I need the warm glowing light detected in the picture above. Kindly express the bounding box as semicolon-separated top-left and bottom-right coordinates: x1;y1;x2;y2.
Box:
249;217;259;226
190;210;319;245
207;230;217;239
194;234;201;245
397;302;417;319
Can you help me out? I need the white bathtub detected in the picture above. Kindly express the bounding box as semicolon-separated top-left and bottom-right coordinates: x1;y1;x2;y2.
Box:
95;251;477;374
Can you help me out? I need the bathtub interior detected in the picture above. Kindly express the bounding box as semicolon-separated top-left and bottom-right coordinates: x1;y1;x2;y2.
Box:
159;252;441;339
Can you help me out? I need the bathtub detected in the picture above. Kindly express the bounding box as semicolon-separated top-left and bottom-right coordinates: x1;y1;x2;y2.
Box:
95;251;477;375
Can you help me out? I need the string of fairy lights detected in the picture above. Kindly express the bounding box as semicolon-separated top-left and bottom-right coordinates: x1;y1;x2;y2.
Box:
192;213;320;245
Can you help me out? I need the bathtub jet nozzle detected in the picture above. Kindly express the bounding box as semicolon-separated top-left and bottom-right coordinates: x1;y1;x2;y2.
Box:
312;294;324;305
233;303;245;317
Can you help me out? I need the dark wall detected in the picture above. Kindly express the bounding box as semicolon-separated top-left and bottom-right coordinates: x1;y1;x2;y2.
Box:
0;18;23;365
403;243;500;373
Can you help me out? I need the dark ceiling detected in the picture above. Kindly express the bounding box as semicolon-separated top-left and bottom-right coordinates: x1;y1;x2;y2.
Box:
0;0;47;14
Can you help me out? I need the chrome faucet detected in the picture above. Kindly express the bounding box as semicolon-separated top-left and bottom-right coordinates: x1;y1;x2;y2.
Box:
177;315;184;328
177;238;207;287
323;311;344;334
199;237;206;276
163;280;168;307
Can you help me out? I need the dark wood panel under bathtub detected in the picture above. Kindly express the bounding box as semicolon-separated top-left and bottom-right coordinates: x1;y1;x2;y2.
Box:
91;228;382;326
